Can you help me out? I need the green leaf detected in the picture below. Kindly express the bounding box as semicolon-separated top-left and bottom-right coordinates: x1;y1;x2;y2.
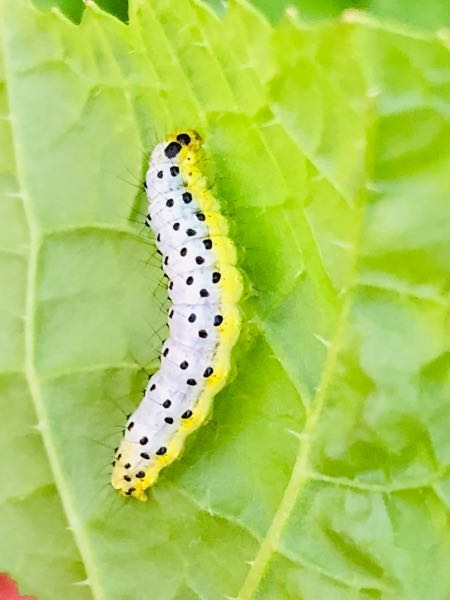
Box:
1;1;449;599
29;0;450;31
249;0;450;30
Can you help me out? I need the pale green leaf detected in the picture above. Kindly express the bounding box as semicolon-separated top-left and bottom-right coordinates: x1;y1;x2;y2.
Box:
0;1;449;599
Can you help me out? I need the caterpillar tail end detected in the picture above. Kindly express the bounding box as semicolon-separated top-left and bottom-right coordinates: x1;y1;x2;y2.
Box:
111;472;149;502
128;487;148;502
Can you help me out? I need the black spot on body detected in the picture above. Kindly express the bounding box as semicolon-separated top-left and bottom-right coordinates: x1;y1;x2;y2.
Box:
200;288;209;298
166;198;174;207
196;212;205;221
164;141;182;158
124;475;131;482
196;256;205;265
214;315;223;326
212;272;221;283
163;348;169;357
182;410;193;419
182;192;192;204
187;228;196;237
150;384;156;391
203;239;212;250
173;222;180;231
140;436;148;445
180;361;189;370
165;417;174;424
136;471;145;479
156;447;167;455
187;378;197;386
163;399;171;408
203;367;213;377
140;452;150;460
124;463;131;469
157;170;163;179
199;330;207;338
180;247;187;256
186;276;194;285
177;133;191;145
127;421;134;431
170;166;179;177
188;313;196;323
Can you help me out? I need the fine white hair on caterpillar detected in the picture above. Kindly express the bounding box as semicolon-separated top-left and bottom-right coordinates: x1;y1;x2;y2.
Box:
111;130;242;501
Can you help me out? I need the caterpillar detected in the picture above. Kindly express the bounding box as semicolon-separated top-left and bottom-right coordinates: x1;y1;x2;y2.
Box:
111;130;242;501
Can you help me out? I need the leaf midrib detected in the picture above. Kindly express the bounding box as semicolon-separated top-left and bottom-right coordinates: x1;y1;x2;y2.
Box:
236;286;357;599
235;47;374;595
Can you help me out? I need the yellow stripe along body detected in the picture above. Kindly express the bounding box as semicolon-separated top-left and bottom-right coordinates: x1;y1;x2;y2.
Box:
111;130;242;500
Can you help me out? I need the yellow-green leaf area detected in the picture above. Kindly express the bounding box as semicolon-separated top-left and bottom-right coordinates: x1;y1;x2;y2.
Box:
0;1;449;599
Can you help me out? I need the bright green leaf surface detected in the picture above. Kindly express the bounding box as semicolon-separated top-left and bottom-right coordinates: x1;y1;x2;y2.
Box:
0;1;449;599
30;0;450;31
247;0;450;30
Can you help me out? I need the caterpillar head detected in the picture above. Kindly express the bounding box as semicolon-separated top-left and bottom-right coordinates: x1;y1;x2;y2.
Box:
148;130;201;167
146;130;203;197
